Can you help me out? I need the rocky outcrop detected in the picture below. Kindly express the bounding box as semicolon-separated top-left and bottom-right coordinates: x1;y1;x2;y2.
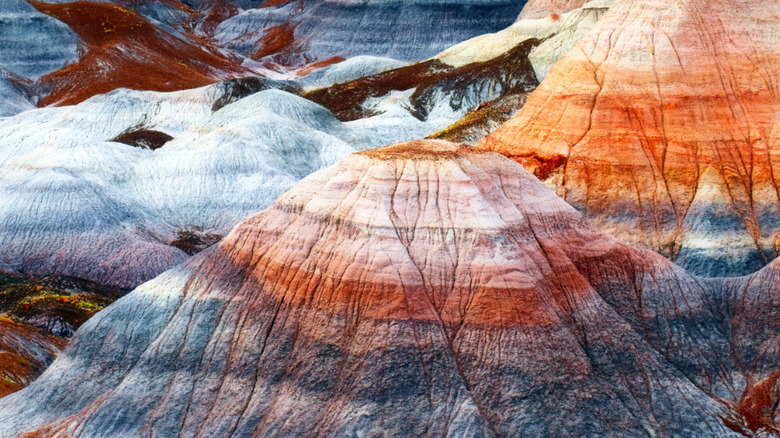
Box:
303;37;540;134
429;92;531;144
0;140;775;437
434;0;612;81
479;0;780;277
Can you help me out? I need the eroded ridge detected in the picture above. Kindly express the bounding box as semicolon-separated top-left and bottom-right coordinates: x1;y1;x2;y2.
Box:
1;141;778;436
479;0;780;277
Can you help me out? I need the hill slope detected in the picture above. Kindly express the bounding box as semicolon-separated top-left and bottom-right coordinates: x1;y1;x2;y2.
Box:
479;0;780;277
0;140;772;437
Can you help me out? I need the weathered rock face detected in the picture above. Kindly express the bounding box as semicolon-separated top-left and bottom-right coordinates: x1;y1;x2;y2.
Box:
434;0;612;81
303;37;540;125
1;140;774;437
479;0;780;277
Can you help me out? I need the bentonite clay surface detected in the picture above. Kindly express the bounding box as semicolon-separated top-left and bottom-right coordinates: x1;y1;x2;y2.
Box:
0;39;539;292
2;141;779;437
3;0;780;436
479;0;780;277
0;0;533;110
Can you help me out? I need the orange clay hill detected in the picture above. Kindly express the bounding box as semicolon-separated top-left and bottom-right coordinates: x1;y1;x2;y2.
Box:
28;0;249;106
1;140;778;436
478;0;780;277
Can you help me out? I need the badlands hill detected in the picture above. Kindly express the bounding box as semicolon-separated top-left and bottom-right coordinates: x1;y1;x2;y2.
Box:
429;0;612;142
0;0;550;397
0;0;530;109
0;85;363;290
480;0;780;277
0;141;777;437
4;1;780;437
0;27;543;293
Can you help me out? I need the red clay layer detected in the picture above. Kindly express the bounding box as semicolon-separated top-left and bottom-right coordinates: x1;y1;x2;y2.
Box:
28;0;249;106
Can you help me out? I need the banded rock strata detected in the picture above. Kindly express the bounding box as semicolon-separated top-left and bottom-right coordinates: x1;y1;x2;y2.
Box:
479;0;780;277
0;0;532;112
427;0;613;143
1;141;778;436
435;0;613;81
0;54;526;291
